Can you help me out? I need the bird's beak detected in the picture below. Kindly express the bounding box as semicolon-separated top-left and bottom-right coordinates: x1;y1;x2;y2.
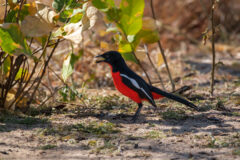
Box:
95;55;105;63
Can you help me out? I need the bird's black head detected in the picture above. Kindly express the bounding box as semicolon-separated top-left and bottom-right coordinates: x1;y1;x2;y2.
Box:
95;51;124;65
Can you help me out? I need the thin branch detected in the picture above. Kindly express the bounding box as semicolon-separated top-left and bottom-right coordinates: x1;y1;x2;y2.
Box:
121;32;152;84
150;0;175;91
144;44;165;90
28;39;60;105
32;39;65;55
48;67;88;108
16;0;24;23
132;50;152;85
38;86;63;108
210;0;216;96
0;53;9;66
4;0;8;22
8;34;52;108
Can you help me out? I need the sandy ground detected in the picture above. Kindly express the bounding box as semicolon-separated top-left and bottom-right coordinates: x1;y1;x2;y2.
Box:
1;51;240;160
0;85;240;160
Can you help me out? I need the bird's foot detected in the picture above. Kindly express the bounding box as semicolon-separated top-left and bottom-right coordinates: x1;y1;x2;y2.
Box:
131;115;138;122
148;105;157;111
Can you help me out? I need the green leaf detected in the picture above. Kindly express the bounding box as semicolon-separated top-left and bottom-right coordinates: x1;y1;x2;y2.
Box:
52;0;66;12
70;12;83;23
15;68;28;81
59;9;73;22
140;30;159;44
121;52;137;63
59;86;68;101
133;29;160;46
5;3;37;23
106;7;121;22
5;9;18;23
119;0;144;36
62;52;79;82
52;0;82;12
118;40;132;53
118;40;137;63
0;23;32;56
92;0;115;11
3;56;11;74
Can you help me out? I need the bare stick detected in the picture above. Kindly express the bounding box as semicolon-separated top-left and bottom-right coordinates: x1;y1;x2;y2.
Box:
16;0;24;23
122;32;152;84
32;39;65;55
4;0;8;21
28;39;60;105
144;44;165;90
210;0;216;96
132;50;152;85
150;0;175;91
8;34;52;108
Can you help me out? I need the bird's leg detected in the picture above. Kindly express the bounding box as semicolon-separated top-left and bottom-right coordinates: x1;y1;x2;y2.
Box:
132;103;143;122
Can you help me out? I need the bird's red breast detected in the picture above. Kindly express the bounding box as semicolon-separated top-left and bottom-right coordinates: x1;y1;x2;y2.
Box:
111;71;142;103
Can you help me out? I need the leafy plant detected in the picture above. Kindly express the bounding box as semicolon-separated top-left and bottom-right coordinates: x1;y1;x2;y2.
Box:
92;0;163;83
0;0;97;110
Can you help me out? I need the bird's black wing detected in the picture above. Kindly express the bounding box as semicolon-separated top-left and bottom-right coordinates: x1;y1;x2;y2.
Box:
120;71;156;106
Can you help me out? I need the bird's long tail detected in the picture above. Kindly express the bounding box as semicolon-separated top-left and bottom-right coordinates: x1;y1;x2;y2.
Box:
150;86;199;111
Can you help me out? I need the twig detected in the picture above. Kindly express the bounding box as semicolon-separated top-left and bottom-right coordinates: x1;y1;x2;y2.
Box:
132;50;152;85
144;44;165;90
47;67;54;94
121;32;152;84
28;39;60;105
0;53;9;66
32;39;65;55
150;0;175;91
4;0;8;22
8;34;52;108
210;0;216;96
38;86;63;107
48;66;88;108
16;0;24;23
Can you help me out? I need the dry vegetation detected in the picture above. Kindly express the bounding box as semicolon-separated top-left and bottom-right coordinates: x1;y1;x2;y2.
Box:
0;0;240;159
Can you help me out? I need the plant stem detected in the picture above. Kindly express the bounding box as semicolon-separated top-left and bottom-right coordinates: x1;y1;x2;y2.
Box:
4;0;8;22
16;0;24;23
150;0;175;91
28;39;60;105
8;34;52;108
144;44;165;90
121;30;152;84
210;0;216;96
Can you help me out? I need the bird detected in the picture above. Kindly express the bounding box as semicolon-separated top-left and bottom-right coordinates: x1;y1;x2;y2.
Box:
95;51;199;122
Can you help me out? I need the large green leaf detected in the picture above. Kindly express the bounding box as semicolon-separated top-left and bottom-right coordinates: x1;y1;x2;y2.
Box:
0;23;32;56
119;0;144;36
62;52;79;82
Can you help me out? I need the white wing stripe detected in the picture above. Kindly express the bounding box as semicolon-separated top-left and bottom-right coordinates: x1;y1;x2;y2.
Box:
120;74;154;103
